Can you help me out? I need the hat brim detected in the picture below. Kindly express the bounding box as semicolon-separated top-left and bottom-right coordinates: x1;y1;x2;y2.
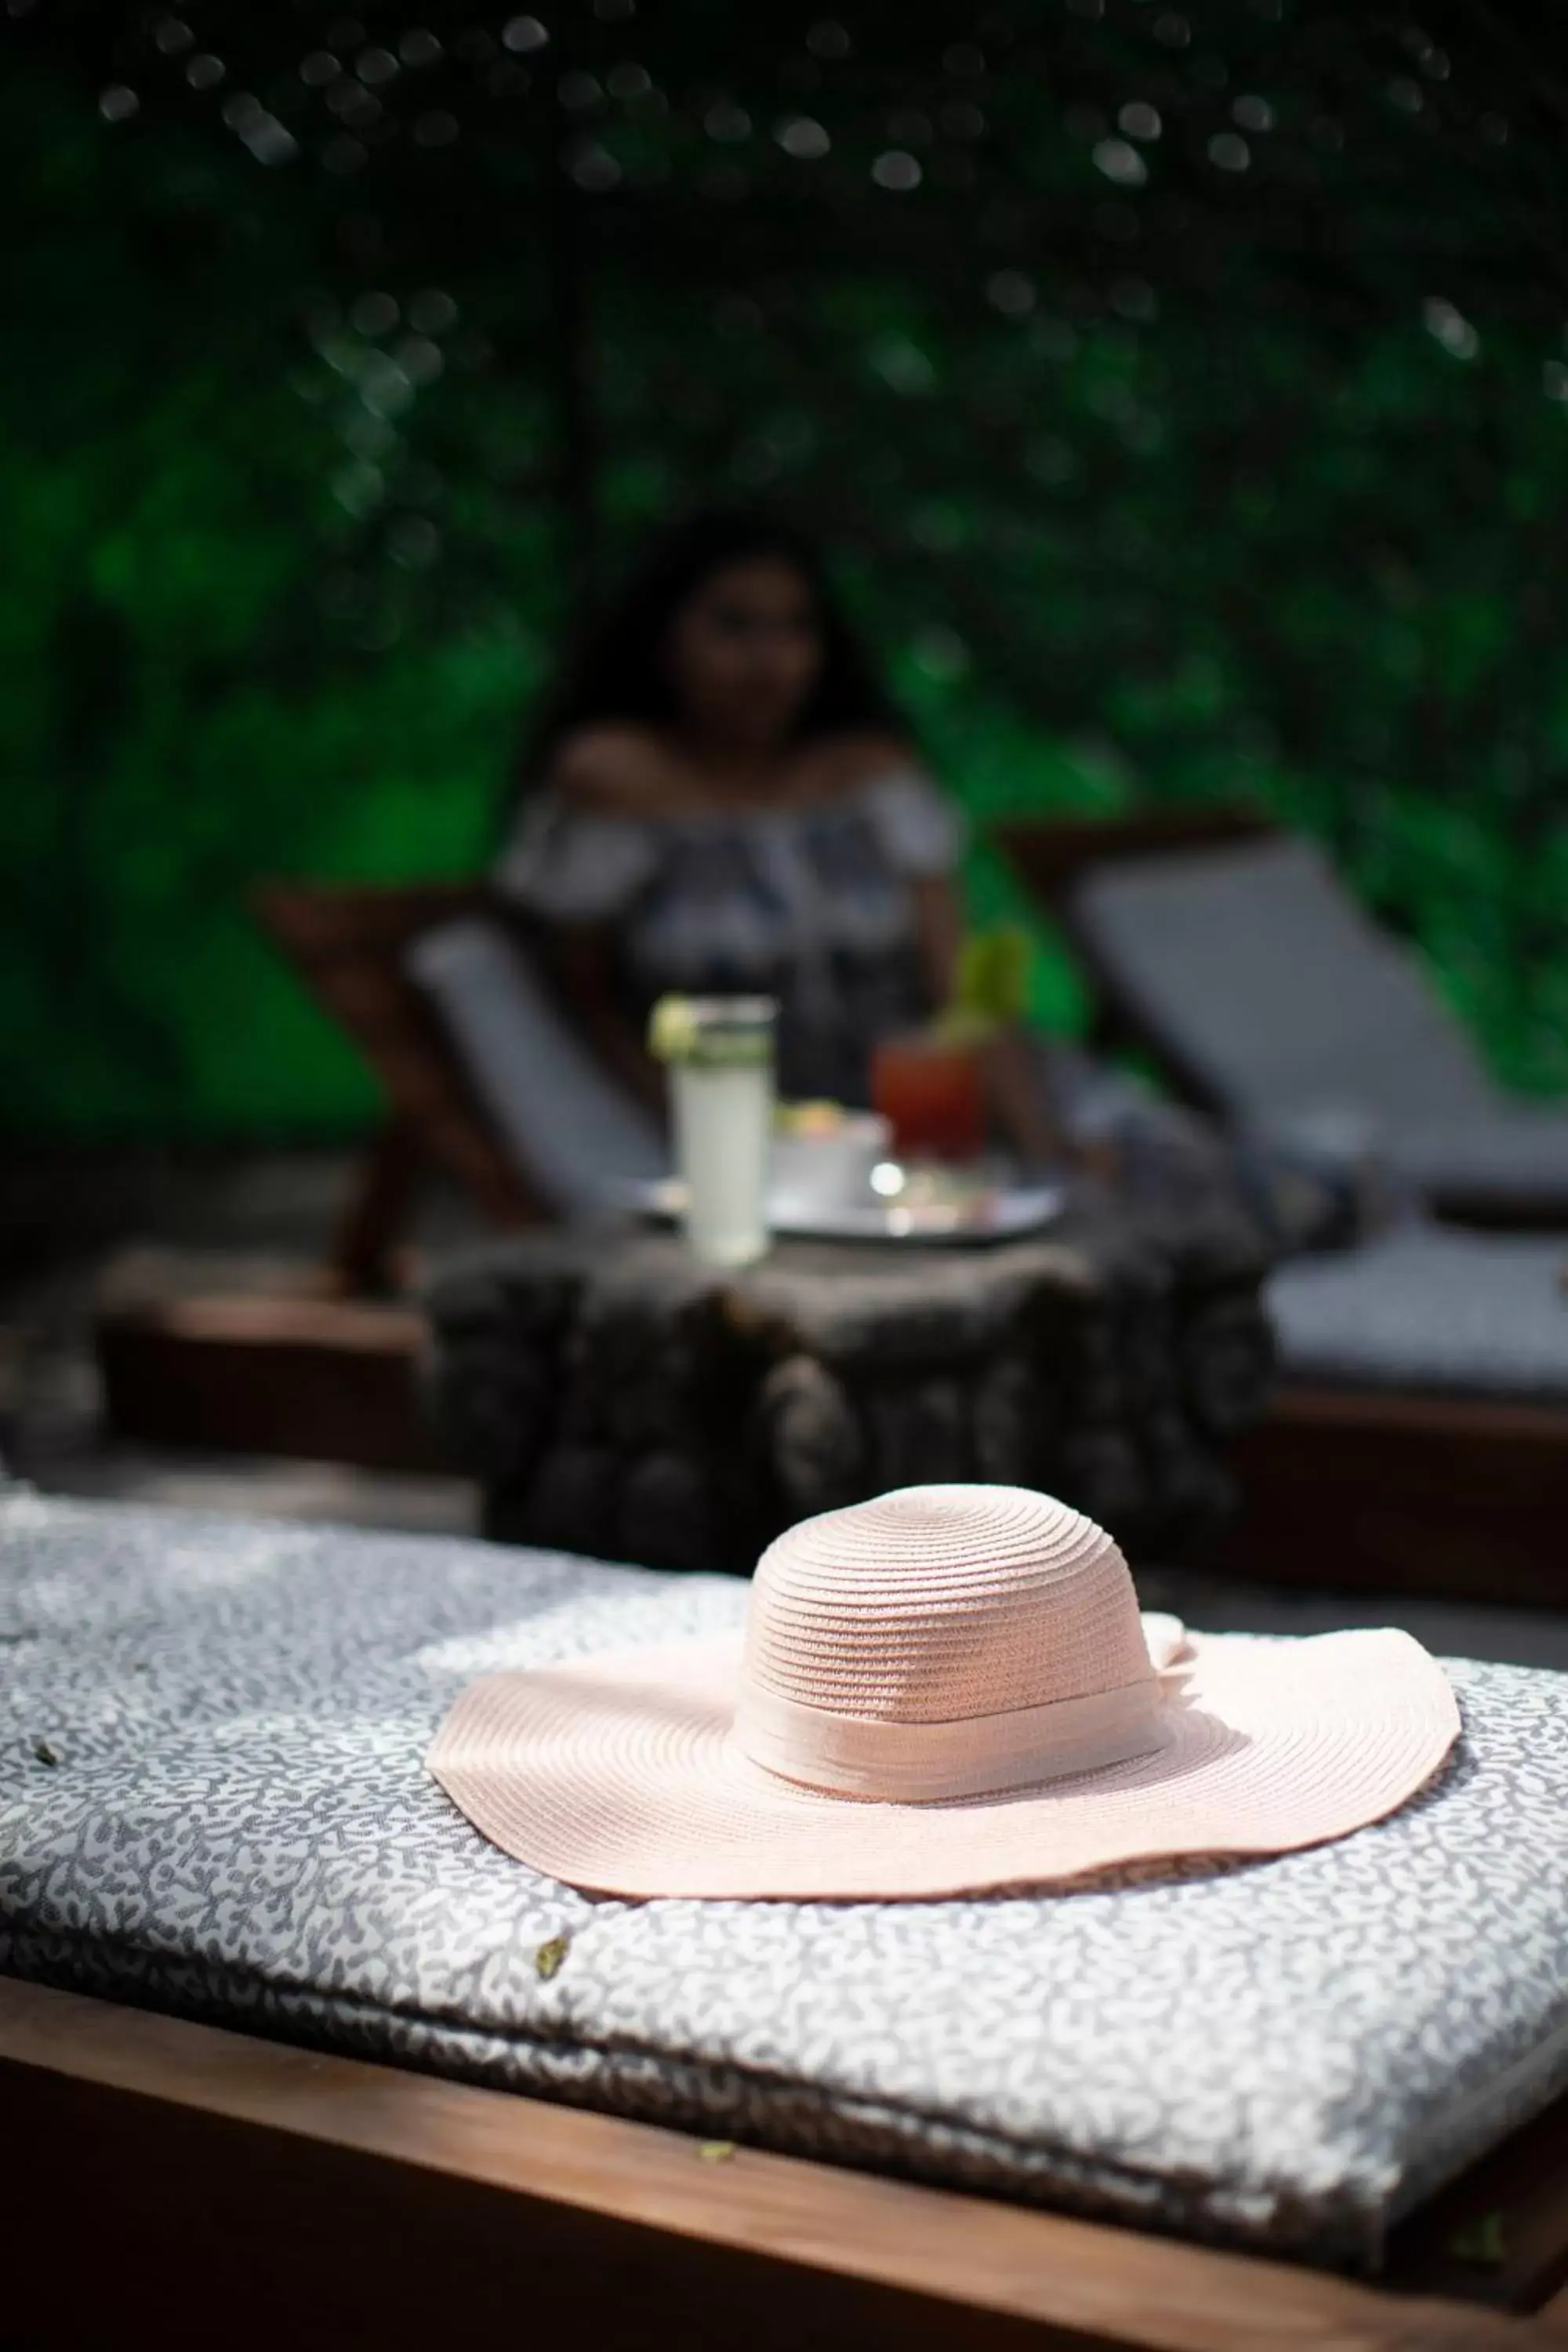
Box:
426;1626;1460;1900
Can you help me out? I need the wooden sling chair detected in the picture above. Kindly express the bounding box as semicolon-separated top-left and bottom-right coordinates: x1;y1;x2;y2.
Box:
96;880;554;1472
996;808;1568;1610
255;880;550;1293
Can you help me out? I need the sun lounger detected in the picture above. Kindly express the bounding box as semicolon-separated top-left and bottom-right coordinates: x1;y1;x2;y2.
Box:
1013;819;1568;1229
998;813;1568;1603
6;1492;1568;2347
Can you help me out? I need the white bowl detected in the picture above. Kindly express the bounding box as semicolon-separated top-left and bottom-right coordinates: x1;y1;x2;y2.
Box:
770;1112;893;1216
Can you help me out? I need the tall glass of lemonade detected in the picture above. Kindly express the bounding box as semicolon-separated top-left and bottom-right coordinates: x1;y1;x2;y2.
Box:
651;996;777;1267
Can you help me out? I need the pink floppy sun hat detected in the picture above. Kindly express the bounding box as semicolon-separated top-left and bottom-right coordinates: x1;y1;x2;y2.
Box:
427;1484;1460;1901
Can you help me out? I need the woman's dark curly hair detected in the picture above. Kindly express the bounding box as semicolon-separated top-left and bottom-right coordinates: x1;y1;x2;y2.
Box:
515;508;906;797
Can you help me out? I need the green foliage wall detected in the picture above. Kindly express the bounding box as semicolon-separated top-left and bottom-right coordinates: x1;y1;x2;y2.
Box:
5;2;1568;1138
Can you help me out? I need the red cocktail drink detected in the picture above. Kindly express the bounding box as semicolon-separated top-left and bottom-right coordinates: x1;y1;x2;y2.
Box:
872;1033;986;1163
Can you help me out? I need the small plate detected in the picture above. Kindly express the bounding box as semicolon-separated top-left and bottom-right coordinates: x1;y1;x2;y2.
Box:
628;1178;1063;1246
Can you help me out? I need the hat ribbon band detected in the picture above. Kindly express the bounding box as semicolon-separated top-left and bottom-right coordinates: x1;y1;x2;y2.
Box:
731;1671;1167;1803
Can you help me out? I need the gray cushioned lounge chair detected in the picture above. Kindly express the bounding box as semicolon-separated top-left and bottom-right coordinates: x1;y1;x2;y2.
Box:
1067;833;1568;1228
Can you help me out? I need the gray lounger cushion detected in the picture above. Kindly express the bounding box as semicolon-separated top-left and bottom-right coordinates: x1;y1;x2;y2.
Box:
1268;1221;1568;1400
4;1494;1566;2270
1072;837;1568;1214
407;914;666;1216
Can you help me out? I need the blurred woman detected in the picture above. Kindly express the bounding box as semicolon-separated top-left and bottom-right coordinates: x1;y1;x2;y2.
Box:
495;508;1066;1165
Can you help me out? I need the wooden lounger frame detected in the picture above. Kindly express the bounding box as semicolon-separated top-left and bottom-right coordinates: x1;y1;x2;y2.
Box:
1226;1383;1568;1607
5;1976;1568;2351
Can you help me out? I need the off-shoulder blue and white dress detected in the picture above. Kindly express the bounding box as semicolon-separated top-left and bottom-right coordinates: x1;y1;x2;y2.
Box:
495;767;963;1105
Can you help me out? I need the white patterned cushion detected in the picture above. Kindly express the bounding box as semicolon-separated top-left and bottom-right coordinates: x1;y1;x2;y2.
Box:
2;1494;1566;2270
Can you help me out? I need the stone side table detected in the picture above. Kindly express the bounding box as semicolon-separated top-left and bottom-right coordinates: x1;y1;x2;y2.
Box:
423;1192;1275;1573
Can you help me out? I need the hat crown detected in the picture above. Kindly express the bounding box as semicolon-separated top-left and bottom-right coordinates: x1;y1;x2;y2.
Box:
744;1485;1151;1727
